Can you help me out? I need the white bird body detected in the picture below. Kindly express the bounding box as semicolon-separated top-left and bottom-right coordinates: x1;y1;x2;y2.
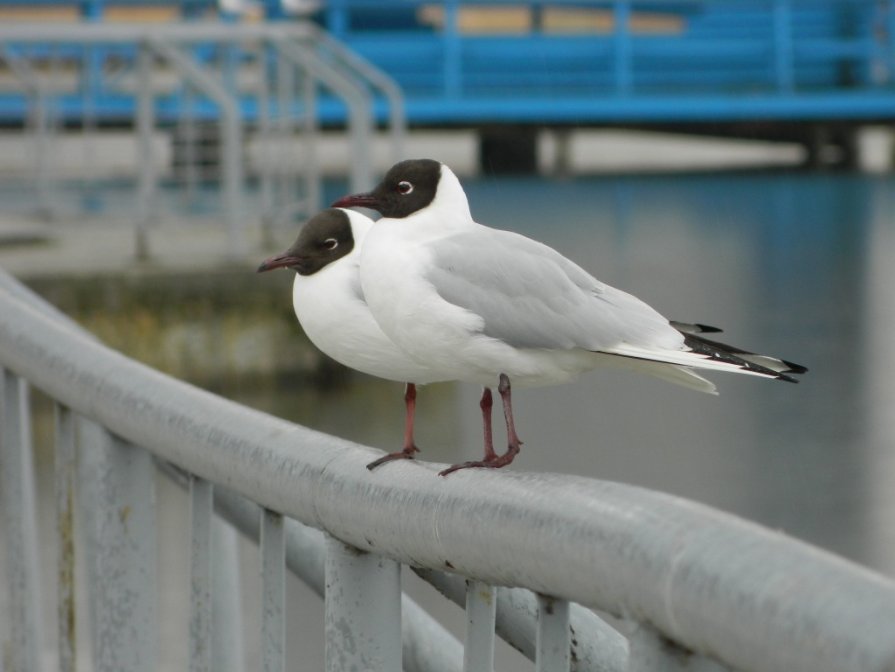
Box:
258;207;457;469
357;164;728;393
329;159;805;474
291;211;449;385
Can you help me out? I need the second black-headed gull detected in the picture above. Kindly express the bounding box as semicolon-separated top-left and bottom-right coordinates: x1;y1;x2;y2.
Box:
257;208;453;469
332;159;807;475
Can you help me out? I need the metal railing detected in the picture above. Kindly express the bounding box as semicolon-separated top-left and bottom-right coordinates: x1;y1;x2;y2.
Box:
0;22;405;260
2;264;895;672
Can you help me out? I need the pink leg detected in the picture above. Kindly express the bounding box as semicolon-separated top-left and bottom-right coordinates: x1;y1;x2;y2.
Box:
366;383;422;470
439;376;523;476
497;373;523;462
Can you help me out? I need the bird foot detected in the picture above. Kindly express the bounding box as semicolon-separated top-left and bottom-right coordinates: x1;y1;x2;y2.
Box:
438;446;520;477
366;444;420;471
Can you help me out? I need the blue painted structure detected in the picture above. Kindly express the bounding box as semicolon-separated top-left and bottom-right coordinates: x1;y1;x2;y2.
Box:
0;0;892;126
323;0;895;124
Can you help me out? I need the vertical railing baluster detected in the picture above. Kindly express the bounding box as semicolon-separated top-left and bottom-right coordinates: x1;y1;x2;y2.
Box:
463;581;496;672
612;0;632;95
212;517;244;672
0;369;43;672
302;57;320;217
135;40;155;260
55;403;77;672
262;508;286;672
324;535;402;672
190;475;214;672
83;426;157;672
535;595;570;672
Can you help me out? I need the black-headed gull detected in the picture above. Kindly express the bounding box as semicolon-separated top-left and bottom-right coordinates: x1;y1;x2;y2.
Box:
257;208;454;469
332;159;807;476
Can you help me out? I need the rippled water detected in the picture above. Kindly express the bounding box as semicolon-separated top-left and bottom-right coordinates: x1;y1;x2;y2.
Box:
254;170;895;577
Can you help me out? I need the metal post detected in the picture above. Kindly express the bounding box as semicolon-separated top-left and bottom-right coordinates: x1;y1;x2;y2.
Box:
84;428;157;672
261;508;286;672
311;26;406;162
324;535;402;672
613;0;632;95
413;568;628;671
276;39;374;191
0;47;54;218
257;44;275;245
149;38;246;259
190;475;214;672
277;41;295;219
212;518;245;672
55;403;77;672
0;370;43;672
444;0;461;99
463;581;496;672
535;595;570;672
135;41;155;260
301;57;321;218
773;0;794;92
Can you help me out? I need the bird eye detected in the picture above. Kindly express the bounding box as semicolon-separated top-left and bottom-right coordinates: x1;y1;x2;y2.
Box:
323;238;338;250
397;181;414;195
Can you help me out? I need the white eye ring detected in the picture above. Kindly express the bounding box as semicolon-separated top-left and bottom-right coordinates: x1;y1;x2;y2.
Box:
323;238;338;250
397;181;413;194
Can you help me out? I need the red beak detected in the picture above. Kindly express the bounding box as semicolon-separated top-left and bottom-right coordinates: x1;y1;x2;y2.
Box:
331;192;378;209
257;253;302;273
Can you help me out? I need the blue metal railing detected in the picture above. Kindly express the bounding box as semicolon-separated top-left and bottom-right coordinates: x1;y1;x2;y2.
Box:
0;0;892;126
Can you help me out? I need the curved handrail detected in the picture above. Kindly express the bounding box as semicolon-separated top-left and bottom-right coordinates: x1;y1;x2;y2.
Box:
1;284;894;672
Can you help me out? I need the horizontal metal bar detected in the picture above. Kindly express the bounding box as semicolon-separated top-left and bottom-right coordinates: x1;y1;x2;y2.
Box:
2;280;895;672
0;22;315;44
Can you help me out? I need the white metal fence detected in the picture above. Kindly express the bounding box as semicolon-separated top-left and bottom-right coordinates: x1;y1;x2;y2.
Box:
2;265;895;672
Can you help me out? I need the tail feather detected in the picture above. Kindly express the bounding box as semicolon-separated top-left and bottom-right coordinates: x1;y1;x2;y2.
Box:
681;332;807;382
600;330;807;384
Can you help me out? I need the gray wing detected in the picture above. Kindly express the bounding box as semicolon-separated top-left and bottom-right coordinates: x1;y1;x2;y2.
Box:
427;228;682;351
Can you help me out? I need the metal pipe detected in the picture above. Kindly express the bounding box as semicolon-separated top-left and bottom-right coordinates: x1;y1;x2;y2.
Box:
261;509;286;672
135;41;154;260
149;38;246;259
275;37;373;192
324;535;403;672
2;288;895;672
189;475;214;672
55;403;77;672
157;463;466;672
0;369;43;672
0;46;54;217
413;568;627;672
311;25;407;161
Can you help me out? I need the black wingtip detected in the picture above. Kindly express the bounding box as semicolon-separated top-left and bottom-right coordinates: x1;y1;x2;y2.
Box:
782;360;809;375
683;332;807;383
694;323;723;334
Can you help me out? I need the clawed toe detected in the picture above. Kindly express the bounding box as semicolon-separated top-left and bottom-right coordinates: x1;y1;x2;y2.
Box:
366;446;419;471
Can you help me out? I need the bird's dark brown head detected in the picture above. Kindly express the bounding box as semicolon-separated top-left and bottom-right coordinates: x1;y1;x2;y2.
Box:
331;159;441;218
256;209;355;277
